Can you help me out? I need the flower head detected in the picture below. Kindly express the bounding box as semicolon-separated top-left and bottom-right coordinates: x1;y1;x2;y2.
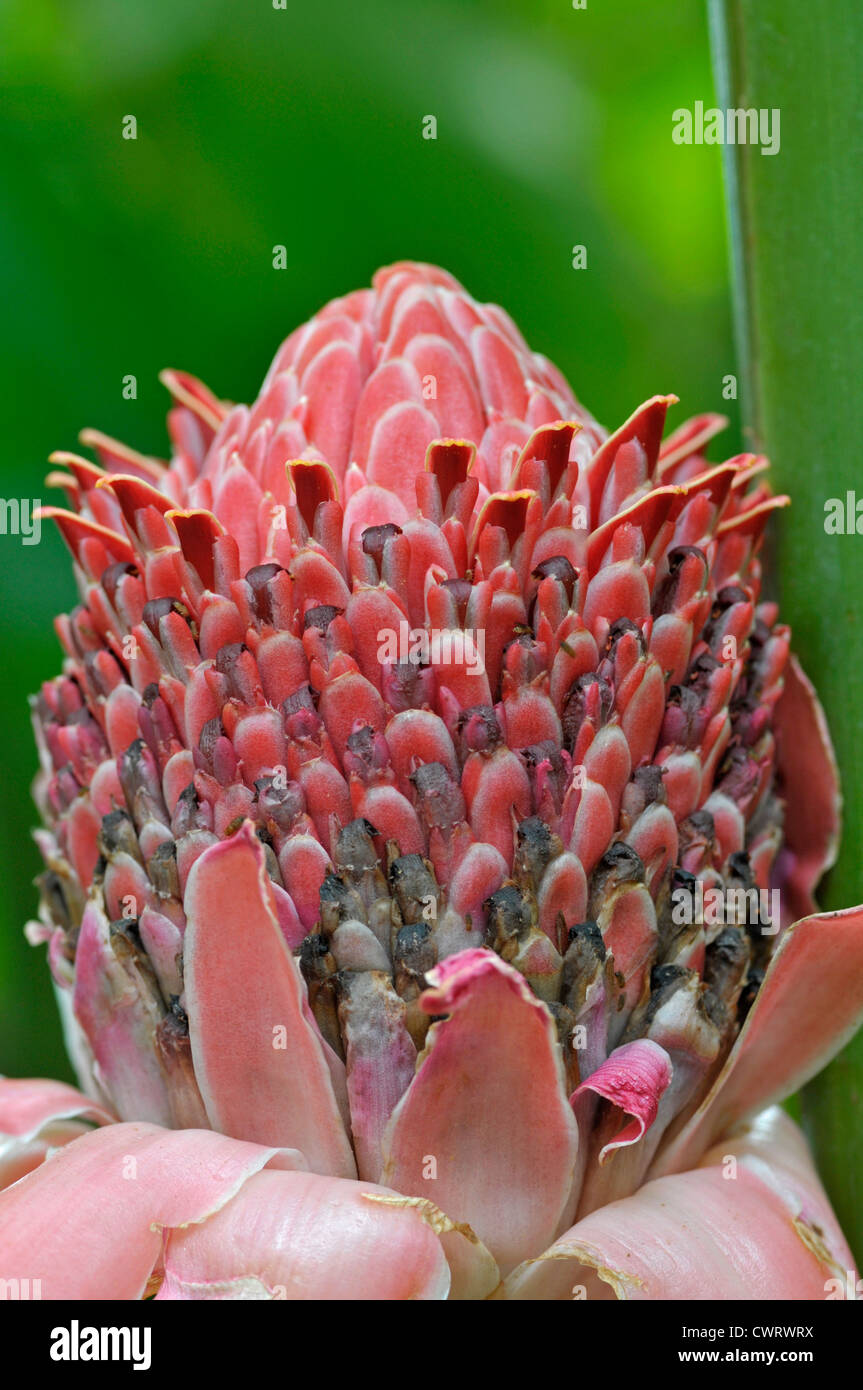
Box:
6;263;863;1299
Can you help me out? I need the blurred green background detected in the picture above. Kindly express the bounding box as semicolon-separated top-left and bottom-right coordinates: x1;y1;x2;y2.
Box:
0;0;734;1078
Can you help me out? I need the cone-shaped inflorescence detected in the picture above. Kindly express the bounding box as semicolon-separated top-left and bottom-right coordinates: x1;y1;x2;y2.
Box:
30;262;795;1163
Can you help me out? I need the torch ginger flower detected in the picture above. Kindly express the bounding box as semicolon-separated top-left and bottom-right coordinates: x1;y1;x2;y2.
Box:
2;262;862;1299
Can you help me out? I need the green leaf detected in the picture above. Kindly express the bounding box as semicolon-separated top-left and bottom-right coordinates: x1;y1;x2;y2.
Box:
709;0;863;1263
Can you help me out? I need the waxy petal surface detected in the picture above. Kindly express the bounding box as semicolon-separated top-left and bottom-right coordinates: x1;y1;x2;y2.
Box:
160;1169;495;1300
698;1107;857;1289
652;903;863;1176
381;948;579;1274
0;1122;303;1299
0;1077;114;1188
184;823;356;1177
773;655;841;922
505;1112;848;1300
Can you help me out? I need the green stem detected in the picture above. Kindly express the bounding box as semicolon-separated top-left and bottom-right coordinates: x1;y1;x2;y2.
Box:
709;0;863;1263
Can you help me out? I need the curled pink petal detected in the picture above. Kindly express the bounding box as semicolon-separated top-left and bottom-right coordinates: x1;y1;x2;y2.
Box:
572;1039;672;1163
